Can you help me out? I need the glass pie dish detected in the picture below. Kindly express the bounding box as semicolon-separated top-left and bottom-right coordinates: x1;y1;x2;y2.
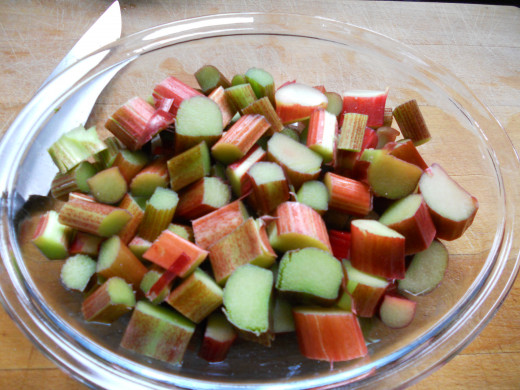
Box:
0;12;519;389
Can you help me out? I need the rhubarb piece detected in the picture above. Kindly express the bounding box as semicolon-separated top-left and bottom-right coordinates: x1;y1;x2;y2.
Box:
383;139;429;170
383;107;393;127
367;151;423;199
325;91;343;117
112;149;149;183
267;132;323;189
175;96;223;152
50;161;98;199
195;64;231;94
296;180;329;215
336;291;353;311
272;295;295;333
324;172;372;217
343;260;389;317
245;67;275;106
223;264;274;342
152;76;204;115
247;161;290;215
175;177;231;220
140;267;171;304
209;218;276;285
86;167;127;204
60;254;96;292
166;268;223;323
120;300;195;364
138;187;179;242
379;294;416;329
379;193;436;254
269;201;331;253
280;127;300;141
129;158;169;198
167;141;211;192
146;252;192;302
226;145;266;197
81;276;135;323
231;74;247;86
418;163;478;240
328;229;351;260
95;136;124;169
167;223;194;242
69;231;103;257
306;108;337;163
143;230;209;276
293;307;367;362
399;239;449;295
276;247;343;305
199;311;238;362
350;219;405;279
32;210;72;259
242;97;283;134
342;89;389;128
97;236;147;288
58;197;131;237
68;192;95;203
192;200;249;250
225;83;257;111
334;126;378;175
208;86;237;128
117;193;145;244
392;99;431;146
48;125;107;173
275;83;328;124
337;113;368;152
211;114;271;164
128;236;152;260
105;97;164;151
375;126;400;149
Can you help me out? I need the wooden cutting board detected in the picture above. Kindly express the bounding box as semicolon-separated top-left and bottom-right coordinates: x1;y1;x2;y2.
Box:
0;1;519;388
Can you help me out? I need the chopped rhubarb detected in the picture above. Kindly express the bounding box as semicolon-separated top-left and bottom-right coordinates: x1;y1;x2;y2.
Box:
242;96;283;134
306;108;337;163
245;67;275;106
138;187;178;242
32;210;72;259
129;157;169;198
383;139;429;170
208;86;237;128
175;177;231;220
86;166;128;204
225;83;257;111
342;88;389;128
117;193;145;244
392;99;431;146
379;294;416;329
146;252;191;302
337;113;368;152
50;161;97;199
328;229;351;260
199;311;238;363
275;83;328;124
226;145;266;197
60;254;96;292
296;180;329;215
143;230;209;277
152;75;204;115
195;64;231;94
69;231;103;257
246;161;290;215
112;149;149;183
324;172;372;217
293;307;367;362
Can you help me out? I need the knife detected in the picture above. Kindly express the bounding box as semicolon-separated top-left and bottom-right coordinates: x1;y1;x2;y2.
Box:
9;1;125;208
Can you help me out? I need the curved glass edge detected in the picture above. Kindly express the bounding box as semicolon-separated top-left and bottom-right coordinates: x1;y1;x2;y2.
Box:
0;12;518;390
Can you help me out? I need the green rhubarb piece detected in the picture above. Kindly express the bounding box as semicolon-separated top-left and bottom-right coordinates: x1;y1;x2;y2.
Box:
296;180;329;214
325;91;343;116
87;166;128;204
379;194;423;225
51;161;98;199
140;268;170;305
128;237;152;260
129;160;169;198
167;223;194;242
276;247;342;304
398;240;449;295
245;67;275;105
195;64;230;94
272;295;295;333
225;84;257;111
95;136;125;169
166;268;224;323
280;127;300;142
139;187;179;242
99;276;136;306
360;148;384;163
60;254;96;292
48;125;107;173
32;210;72;259
231;74;247;86
175;96;223;150
336;291;353;311
167;141;211;191
223;264;273;336
120;300;195;365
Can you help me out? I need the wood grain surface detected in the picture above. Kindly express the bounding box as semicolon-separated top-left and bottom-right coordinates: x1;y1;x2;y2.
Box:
0;1;519;389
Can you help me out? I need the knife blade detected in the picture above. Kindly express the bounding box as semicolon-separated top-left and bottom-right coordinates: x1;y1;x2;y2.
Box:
9;1;125;208
38;1;122;91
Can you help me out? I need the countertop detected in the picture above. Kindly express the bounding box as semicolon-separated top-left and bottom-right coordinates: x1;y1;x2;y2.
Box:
0;1;519;389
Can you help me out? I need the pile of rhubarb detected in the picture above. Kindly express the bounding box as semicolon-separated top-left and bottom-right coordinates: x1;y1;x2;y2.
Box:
32;65;478;366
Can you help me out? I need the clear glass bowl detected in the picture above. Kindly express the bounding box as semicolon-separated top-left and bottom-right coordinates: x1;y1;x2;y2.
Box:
0;13;519;389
